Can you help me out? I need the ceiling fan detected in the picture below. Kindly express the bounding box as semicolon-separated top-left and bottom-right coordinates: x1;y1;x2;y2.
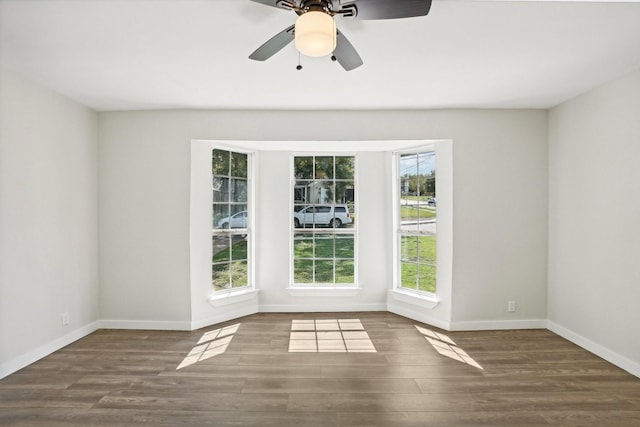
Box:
248;0;432;71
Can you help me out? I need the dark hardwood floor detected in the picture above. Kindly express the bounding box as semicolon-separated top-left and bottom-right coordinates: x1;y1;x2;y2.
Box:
1;312;639;426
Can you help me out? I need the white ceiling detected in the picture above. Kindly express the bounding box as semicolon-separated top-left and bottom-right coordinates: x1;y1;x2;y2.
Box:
1;0;640;112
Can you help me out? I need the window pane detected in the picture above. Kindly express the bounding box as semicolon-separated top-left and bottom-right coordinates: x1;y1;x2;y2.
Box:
212;263;230;291
398;205;436;233
212;150;230;176
231;261;248;288
335;157;354;180
213;204;229;228
335;260;354;283
230;152;247;178
231;204;247;216
335;181;354;204
231;238;248;261
400;262;417;290
212;235;231;263
310;181;333;204
400;236;417;262
418;204;436;234
417;264;436;293
294;234;314;258
335;235;354;258
212;177;229;203
315;234;334;259
294;181;312;204
295;157;314;179
315;260;334;283
400;204;418;225
315;156;334;180
230;179;247;203
417;236;436;264
294;260;314;283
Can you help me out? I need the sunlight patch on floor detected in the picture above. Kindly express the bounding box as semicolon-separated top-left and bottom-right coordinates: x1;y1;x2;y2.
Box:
176;323;240;369
289;319;376;353
415;325;483;369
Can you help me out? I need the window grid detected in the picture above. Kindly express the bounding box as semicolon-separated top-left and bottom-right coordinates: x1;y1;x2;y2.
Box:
292;155;356;286
398;151;437;294
212;149;250;292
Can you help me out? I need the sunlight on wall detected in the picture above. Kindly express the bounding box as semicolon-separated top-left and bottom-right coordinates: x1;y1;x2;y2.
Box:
415;325;483;369
176;323;240;369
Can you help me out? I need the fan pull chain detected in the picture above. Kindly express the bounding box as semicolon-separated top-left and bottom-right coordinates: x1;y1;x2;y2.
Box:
296;52;303;70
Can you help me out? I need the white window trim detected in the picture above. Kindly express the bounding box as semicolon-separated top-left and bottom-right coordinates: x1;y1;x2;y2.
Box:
289;153;359;289
391;141;452;309
209;288;260;307
286;287;361;297
210;145;255;297
190;140;257;308
388;288;439;309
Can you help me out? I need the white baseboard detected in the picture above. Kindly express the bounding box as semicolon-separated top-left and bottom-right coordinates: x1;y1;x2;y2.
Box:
190;306;259;331
449;318;548;331
387;303;451;331
98;319;191;331
259;303;387;313
548;320;640;379
0;321;99;380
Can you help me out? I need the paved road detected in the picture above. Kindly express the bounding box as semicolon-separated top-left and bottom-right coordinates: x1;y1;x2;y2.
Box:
401;220;436;236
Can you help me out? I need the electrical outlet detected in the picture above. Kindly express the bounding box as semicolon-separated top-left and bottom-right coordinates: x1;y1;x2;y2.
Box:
507;301;516;312
62;312;70;326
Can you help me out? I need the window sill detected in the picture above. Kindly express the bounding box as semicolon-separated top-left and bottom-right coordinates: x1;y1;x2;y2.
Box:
388;289;439;309
287;287;361;297
208;289;259;307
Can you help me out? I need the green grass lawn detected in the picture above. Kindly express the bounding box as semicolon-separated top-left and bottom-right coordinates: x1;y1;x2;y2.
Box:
211;233;435;292
293;234;355;284
401;206;436;221
400;235;436;293
212;239;248;291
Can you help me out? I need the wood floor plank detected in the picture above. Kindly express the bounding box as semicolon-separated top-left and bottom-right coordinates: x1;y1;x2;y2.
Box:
159;365;323;379
1;311;639;426
95;390;290;412
0;408;339;427
66;375;246;393
337;411;551;426
241;378;422;394
320;364;484;379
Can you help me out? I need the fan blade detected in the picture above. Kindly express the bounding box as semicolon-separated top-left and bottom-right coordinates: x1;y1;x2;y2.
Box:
249;25;295;61
349;0;432;20
249;0;296;11
334;30;363;71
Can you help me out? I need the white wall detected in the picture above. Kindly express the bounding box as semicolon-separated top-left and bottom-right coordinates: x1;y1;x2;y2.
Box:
99;109;548;330
98;112;192;329
0;71;99;378
548;69;640;376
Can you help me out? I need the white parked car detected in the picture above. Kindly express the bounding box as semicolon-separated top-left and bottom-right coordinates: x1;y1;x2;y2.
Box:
218;211;247;229
293;205;352;228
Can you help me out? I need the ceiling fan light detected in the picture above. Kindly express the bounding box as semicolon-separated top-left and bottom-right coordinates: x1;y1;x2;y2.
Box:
295;11;336;57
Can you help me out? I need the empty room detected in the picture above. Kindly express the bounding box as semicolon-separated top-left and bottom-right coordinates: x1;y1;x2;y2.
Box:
1;0;639;425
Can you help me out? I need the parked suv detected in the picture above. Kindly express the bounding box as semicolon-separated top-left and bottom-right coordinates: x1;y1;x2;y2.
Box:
293;205;352;228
